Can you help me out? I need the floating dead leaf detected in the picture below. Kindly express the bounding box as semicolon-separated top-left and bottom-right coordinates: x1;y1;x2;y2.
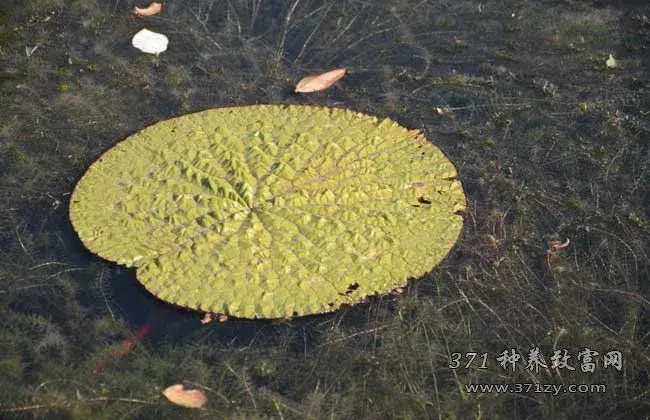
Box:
605;54;618;69
200;313;213;324
162;384;207;408
133;2;163;16
294;68;347;93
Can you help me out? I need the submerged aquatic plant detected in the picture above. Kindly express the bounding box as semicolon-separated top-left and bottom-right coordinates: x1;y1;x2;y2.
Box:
70;105;465;319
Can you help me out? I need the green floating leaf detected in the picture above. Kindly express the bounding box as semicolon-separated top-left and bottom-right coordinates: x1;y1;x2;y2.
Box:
70;105;466;319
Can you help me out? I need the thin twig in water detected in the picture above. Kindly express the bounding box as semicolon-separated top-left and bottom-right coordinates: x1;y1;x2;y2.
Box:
273;399;285;420
306;380;319;418
29;261;73;270
226;0;242;36
44;268;83;279
595;227;639;273
329;16;358;46
293;3;335;65
0;397;154;412
390;8;432;77
342;27;396;52
183;379;232;405
318;325;388;347
0;283;61;294
97;268;115;320
16;224;28;255
277;0;302;63
224;362;257;411
250;0;262;31
185;4;222;49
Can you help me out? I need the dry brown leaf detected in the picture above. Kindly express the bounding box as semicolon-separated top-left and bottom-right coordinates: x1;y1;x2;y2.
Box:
133;2;163;16
294;68;347;93
200;313;213;324
162;384;207;408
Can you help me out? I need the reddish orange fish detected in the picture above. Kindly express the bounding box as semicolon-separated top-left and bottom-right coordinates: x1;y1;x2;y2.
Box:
94;322;150;373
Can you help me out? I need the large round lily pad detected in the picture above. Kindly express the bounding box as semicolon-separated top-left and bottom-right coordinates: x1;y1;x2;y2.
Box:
70;105;466;319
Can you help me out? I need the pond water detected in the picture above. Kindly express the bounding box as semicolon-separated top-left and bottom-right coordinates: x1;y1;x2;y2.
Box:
0;0;648;418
